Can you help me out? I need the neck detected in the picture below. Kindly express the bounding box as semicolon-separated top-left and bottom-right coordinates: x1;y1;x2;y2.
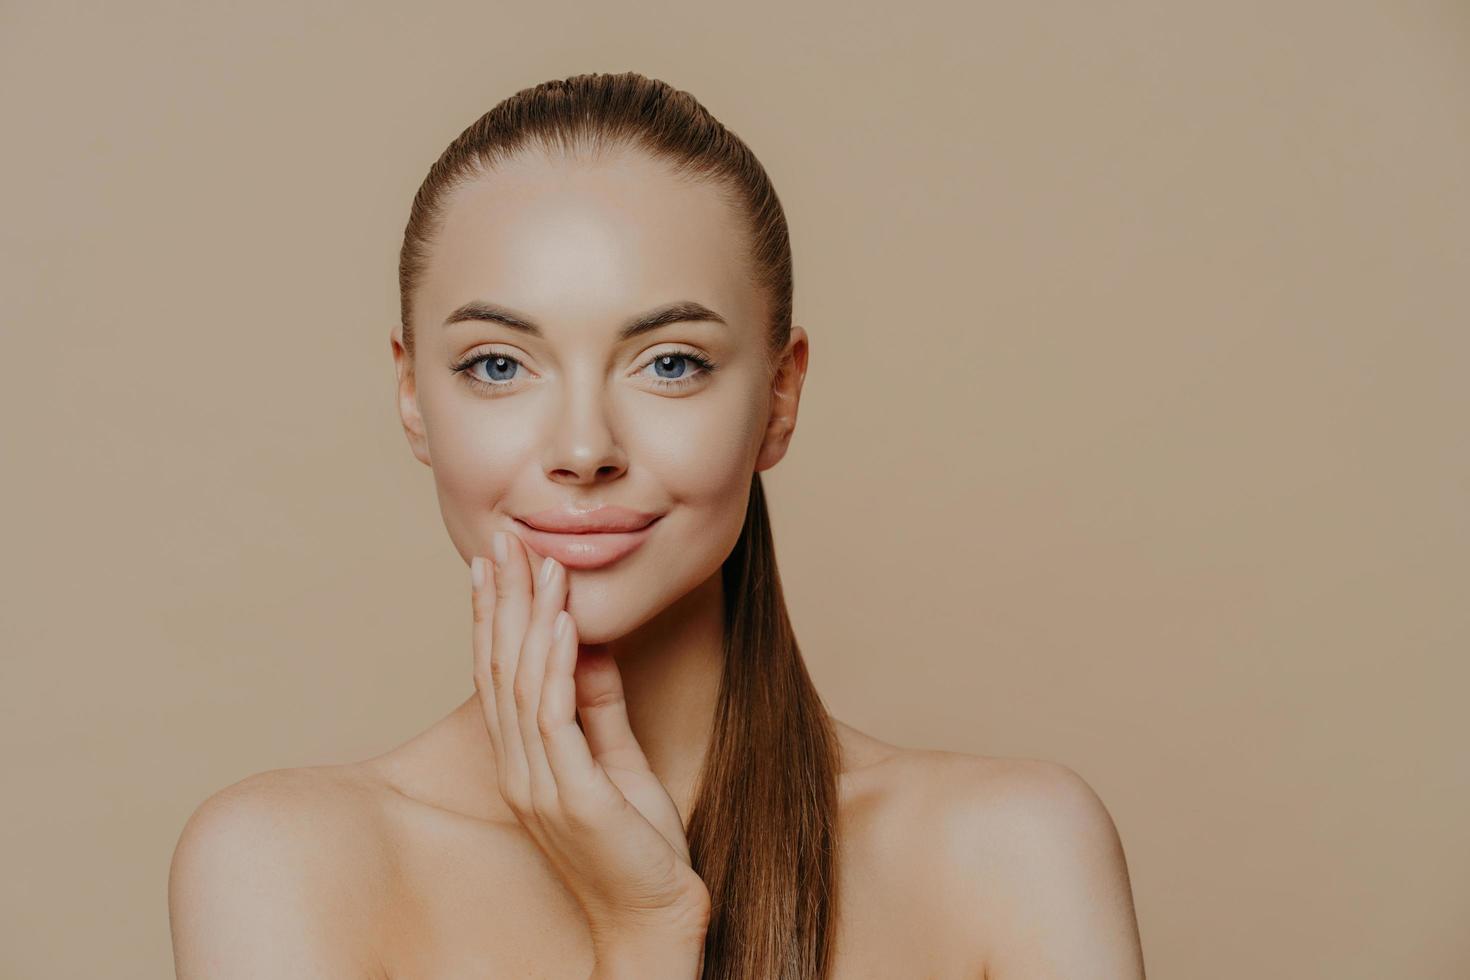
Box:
590;567;726;822
449;565;726;825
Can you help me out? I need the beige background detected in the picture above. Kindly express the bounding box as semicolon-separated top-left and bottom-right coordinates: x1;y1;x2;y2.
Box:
2;1;1466;977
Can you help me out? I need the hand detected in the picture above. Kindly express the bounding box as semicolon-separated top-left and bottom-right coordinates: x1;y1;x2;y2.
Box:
470;529;712;951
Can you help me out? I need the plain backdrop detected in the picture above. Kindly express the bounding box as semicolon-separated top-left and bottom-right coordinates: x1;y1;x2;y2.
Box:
2;1;1467;977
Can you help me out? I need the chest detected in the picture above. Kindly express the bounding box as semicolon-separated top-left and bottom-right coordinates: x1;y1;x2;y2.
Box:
373;816;978;979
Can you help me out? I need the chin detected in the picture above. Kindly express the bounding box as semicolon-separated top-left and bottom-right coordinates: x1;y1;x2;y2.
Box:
561;603;643;647
562;564;708;648
557;578;644;647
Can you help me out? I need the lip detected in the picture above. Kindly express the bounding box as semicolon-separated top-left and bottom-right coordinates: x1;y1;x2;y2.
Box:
518;505;662;533
511;509;663;571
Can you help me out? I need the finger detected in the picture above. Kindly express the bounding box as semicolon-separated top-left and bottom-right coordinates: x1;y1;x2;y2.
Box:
470;555;504;774
490;529;533;801
516;551;566;812
540;607;617;811
573;647;654;774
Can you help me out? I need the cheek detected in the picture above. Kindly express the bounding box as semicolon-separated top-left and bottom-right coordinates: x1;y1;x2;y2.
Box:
419;382;541;541
619;391;762;586
629;389;764;507
436;418;527;490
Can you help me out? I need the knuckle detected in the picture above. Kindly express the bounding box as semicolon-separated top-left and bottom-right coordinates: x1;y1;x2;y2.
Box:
536;706;560;738
529;789;559;821
581;688;626;712
488;655;509;691
501;783;532;816
493;573;513;602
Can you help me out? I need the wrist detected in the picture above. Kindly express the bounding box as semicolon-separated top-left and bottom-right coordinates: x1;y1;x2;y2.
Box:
590;932;706;980
585;896;711;953
584;885;711;977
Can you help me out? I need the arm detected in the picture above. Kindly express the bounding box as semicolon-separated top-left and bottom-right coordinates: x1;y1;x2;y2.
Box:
961;761;1146;979
168;771;384;979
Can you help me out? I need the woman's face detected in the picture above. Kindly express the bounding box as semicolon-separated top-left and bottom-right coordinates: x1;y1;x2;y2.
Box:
391;148;806;645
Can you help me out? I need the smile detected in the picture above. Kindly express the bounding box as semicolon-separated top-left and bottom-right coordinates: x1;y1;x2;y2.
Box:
511;515;662;570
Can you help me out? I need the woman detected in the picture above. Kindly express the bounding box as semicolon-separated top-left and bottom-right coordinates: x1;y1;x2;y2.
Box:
169;72;1146;979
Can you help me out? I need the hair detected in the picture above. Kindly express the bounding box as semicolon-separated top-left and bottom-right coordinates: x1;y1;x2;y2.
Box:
395;72;843;978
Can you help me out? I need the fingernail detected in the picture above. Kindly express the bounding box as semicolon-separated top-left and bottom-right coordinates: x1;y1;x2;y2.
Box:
471;556;484;590
554;610;570;640
492;530;508;564
539;555;557;586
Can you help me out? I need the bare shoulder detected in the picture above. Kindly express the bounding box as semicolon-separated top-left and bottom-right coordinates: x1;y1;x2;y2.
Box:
898;747;1147;979
168;764;395;979
900;747;1118;842
831;719;1101;823
823;721;1145;978
832;733;1111;862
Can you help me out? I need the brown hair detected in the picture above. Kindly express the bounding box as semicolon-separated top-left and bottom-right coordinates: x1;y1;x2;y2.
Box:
396;72;842;979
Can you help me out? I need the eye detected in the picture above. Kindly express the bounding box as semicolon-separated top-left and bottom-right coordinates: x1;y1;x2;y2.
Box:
637;348;718;391
450;346;719;396
450;349;529;394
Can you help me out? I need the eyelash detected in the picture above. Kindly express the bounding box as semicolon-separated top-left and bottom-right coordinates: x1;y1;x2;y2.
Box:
449;347;719;395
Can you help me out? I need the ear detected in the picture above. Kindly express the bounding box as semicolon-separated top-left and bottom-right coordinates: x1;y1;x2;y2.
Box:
755;325;809;473
390;324;432;467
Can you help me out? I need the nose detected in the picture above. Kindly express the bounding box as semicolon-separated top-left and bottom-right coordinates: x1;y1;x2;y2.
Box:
541;374;628;485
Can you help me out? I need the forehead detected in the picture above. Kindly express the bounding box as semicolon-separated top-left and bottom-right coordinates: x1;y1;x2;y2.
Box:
416;148;762;339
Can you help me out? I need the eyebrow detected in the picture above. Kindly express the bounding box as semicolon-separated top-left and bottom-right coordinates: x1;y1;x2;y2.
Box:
442;299;728;341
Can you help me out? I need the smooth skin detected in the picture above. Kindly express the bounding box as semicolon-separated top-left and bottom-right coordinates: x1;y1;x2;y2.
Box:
168;146;1146;978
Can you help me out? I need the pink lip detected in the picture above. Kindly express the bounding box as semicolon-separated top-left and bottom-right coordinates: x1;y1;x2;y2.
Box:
518;505;662;533
511;507;663;571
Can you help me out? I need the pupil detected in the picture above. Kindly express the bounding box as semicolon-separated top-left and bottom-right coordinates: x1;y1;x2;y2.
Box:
656;355;685;379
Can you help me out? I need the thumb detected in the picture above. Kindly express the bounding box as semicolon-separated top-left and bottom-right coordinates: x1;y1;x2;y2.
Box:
573;647;652;773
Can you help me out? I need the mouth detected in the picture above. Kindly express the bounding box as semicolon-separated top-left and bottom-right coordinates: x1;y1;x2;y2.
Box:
511;514;663;571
